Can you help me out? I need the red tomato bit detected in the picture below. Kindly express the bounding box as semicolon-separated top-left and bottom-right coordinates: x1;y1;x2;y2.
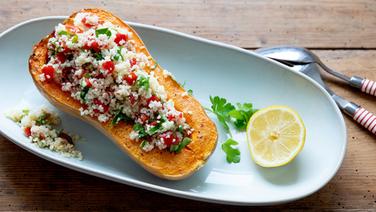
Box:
147;95;160;106
160;131;180;146
41;65;55;82
130;58;137;67
114;33;128;45
24;127;31;137
123;72;138;85
102;61;115;75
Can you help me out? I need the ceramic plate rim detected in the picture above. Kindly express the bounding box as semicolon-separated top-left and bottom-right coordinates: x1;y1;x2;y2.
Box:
0;16;347;206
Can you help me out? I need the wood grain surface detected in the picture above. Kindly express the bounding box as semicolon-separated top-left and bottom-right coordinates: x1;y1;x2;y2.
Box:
0;0;376;210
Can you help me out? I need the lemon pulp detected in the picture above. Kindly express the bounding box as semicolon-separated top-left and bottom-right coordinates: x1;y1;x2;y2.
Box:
246;105;306;167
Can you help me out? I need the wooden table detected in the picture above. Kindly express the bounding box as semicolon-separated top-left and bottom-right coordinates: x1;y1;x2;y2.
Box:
1;0;375;210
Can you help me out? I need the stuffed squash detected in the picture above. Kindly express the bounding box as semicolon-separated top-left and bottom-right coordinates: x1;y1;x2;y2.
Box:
28;8;217;180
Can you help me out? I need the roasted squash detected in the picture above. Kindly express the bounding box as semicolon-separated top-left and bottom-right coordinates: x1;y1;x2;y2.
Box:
28;8;217;180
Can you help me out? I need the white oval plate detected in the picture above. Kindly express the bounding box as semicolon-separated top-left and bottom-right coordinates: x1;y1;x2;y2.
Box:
0;17;346;205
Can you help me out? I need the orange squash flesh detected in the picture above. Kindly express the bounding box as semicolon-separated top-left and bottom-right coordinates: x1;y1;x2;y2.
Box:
28;8;217;180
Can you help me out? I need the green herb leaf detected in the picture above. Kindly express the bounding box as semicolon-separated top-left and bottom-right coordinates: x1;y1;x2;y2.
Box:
58;30;69;36
116;47;124;61
140;140;148;148
169;144;179;152
112;110;131;126
187;89;193;96
133;123;148;138
95;28;112;37
177;125;184;133
72;34;78;43
178;137;192;152
80;87;89;102
209;96;235;133
35;114;47;126
92;51;104;60
170;137;191;153
137;76;150;90
83;73;91;78
147;123;162;136
228;103;257;130
221;138;240;163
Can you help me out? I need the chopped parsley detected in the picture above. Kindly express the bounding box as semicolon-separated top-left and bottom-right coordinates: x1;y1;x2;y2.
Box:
35;114;48;125
58;30;69;36
95;28;112;37
80;87;89;102
140;140;148;148
177;125;184;133
147;122;162;136
111;110;131;125
137;76;149;90
71;34;78;43
113;47;124;61
133;123;148;139
92;51;104;60
170;137;191;153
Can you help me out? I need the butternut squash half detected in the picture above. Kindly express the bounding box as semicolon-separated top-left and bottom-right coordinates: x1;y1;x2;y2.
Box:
28;8;217;180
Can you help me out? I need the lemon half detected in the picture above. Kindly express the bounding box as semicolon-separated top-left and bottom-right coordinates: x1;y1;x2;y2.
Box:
246;105;306;167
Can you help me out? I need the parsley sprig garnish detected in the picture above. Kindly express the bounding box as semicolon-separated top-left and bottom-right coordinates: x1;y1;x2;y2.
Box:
207;96;257;163
222;139;241;163
209;96;235;134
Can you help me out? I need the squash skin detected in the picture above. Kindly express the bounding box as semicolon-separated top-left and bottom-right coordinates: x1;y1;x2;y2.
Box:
28;8;217;180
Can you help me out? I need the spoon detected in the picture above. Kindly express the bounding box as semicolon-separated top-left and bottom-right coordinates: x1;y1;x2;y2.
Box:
255;46;376;96
255;46;376;135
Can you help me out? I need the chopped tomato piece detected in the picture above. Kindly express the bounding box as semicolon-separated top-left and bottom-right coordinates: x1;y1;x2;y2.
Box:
62;67;73;81
83;41;100;52
62;44;71;53
102;61;115;74
96;73;105;79
93;99;109;113
130;58;137;67
160;131;180;146
123;72;138;85
129;94;136;105
81;17;95;28
140;114;149;124
56;52;66;63
41;65;55;82
102;104;109;113
24;127;31;137
167;114;175;121
84;78;92;88
114;33;128;45
39;133;45;140
147;95;160;106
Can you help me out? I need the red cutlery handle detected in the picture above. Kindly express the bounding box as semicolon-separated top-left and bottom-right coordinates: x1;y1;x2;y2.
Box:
353;107;376;134
361;79;376;96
